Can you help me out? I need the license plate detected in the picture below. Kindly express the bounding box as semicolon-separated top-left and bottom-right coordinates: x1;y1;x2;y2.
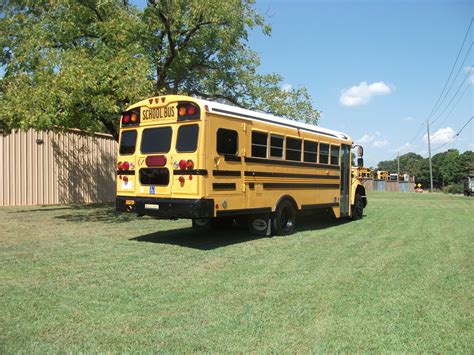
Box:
144;204;159;210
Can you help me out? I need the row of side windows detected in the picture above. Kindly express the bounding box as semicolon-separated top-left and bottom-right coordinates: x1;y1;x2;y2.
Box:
251;131;339;165
215;128;340;165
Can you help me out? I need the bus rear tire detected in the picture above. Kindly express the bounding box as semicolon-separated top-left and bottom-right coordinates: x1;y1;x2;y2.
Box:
272;199;296;236
351;194;364;220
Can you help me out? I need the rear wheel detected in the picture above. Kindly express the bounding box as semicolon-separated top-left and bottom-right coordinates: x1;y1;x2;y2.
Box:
272;199;297;235
351;194;364;220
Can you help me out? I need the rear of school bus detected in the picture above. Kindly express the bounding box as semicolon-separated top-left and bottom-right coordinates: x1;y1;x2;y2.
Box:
115;95;213;219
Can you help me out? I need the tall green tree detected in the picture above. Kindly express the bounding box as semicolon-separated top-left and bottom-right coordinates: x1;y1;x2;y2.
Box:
1;0;320;140
377;150;474;190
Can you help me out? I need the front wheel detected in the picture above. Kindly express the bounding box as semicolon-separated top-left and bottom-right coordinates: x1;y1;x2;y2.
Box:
351;194;364;220
272;200;297;235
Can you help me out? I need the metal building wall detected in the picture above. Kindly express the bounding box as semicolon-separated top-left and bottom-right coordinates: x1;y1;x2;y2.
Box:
0;129;117;206
362;179;414;193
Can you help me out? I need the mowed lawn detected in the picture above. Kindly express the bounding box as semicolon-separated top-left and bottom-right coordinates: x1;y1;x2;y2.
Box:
1;192;472;352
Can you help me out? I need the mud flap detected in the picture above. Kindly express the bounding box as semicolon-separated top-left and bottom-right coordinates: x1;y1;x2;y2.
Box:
248;214;272;236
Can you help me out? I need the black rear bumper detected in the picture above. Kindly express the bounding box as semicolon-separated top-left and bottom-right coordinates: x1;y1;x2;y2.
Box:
116;196;214;219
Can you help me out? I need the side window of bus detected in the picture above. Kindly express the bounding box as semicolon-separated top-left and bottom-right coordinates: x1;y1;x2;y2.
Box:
251;131;268;158
319;143;329;164
141;127;172;154
177;124;199;152
217;128;238;155
330;145;340;165
286;137;302;161
119;130;137;155
270;134;284;158
303;140;318;163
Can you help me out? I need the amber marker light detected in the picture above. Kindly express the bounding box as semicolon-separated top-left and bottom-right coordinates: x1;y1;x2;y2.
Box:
178;107;187;116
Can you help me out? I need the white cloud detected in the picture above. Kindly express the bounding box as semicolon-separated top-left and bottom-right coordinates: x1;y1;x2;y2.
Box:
281;83;292;92
339;81;393;107
424;127;456;144
374;138;389;148
404;116;414;121
395;142;414;153
356;132;389;148
357;134;374;145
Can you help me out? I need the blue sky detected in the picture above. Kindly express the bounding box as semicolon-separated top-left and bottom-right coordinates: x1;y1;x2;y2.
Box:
248;0;474;166
132;0;473;166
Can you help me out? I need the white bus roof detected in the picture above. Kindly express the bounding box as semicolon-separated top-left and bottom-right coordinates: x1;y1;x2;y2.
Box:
198;98;351;142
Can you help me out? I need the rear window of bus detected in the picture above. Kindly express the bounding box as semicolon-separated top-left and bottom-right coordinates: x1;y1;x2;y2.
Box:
176;124;199;152
119;130;137;155
141;127;172;154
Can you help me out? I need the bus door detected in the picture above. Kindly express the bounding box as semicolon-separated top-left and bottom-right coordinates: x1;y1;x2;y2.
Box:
340;144;351;216
210;117;244;210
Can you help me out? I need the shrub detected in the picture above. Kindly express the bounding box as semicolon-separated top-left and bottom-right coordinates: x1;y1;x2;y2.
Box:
443;183;464;194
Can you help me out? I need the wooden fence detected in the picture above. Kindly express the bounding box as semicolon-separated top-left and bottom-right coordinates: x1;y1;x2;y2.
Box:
0;129;117;206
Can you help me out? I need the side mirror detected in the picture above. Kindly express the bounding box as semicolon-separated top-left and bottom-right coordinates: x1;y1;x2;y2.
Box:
357;158;364;168
357;146;364;158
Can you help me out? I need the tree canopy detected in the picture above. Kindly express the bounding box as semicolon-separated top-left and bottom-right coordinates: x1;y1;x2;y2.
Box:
0;0;320;139
377;150;474;190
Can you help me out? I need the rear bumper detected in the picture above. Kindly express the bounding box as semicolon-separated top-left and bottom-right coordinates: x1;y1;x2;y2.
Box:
116;196;214;219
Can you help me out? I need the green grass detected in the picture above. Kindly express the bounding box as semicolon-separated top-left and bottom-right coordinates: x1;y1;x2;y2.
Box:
1;191;473;352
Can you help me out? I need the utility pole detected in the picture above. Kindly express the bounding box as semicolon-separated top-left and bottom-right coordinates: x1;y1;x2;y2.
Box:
397;151;400;182
427;120;434;192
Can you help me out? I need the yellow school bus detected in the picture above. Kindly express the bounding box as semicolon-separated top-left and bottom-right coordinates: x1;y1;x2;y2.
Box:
116;95;367;235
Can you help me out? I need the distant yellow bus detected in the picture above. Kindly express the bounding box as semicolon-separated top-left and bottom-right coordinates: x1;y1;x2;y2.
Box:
116;95;367;235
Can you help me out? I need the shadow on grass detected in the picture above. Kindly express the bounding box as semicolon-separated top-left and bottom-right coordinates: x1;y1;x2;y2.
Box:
130;215;351;251
12;203;137;224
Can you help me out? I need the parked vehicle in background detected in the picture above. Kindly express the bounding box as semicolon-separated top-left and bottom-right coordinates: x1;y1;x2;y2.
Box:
464;174;474;196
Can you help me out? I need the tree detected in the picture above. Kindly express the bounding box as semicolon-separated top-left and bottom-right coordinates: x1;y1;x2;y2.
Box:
376;150;474;191
0;0;320;140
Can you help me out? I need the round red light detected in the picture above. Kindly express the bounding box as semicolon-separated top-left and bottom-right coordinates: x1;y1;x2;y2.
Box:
179;176;185;184
179;159;187;170
123;176;129;183
187;106;197;115
189;175;193;180
123;114;130;123
122;161;130;170
186;159;194;170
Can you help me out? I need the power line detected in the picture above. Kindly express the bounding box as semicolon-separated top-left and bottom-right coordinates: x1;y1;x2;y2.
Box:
431;68;473;124
427;17;473;120
431;116;473;152
433;78;472;131
430;41;473;123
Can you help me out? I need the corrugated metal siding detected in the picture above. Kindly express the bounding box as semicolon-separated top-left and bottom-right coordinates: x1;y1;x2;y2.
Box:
362;179;414;193
0;129;117;206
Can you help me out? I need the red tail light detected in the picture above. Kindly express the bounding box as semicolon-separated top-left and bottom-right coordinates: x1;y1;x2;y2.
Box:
179;159;187;170
122;161;130;170
146;155;167;167
186;159;194;170
123;176;129;183
187;106;197;115
178;176;185;184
